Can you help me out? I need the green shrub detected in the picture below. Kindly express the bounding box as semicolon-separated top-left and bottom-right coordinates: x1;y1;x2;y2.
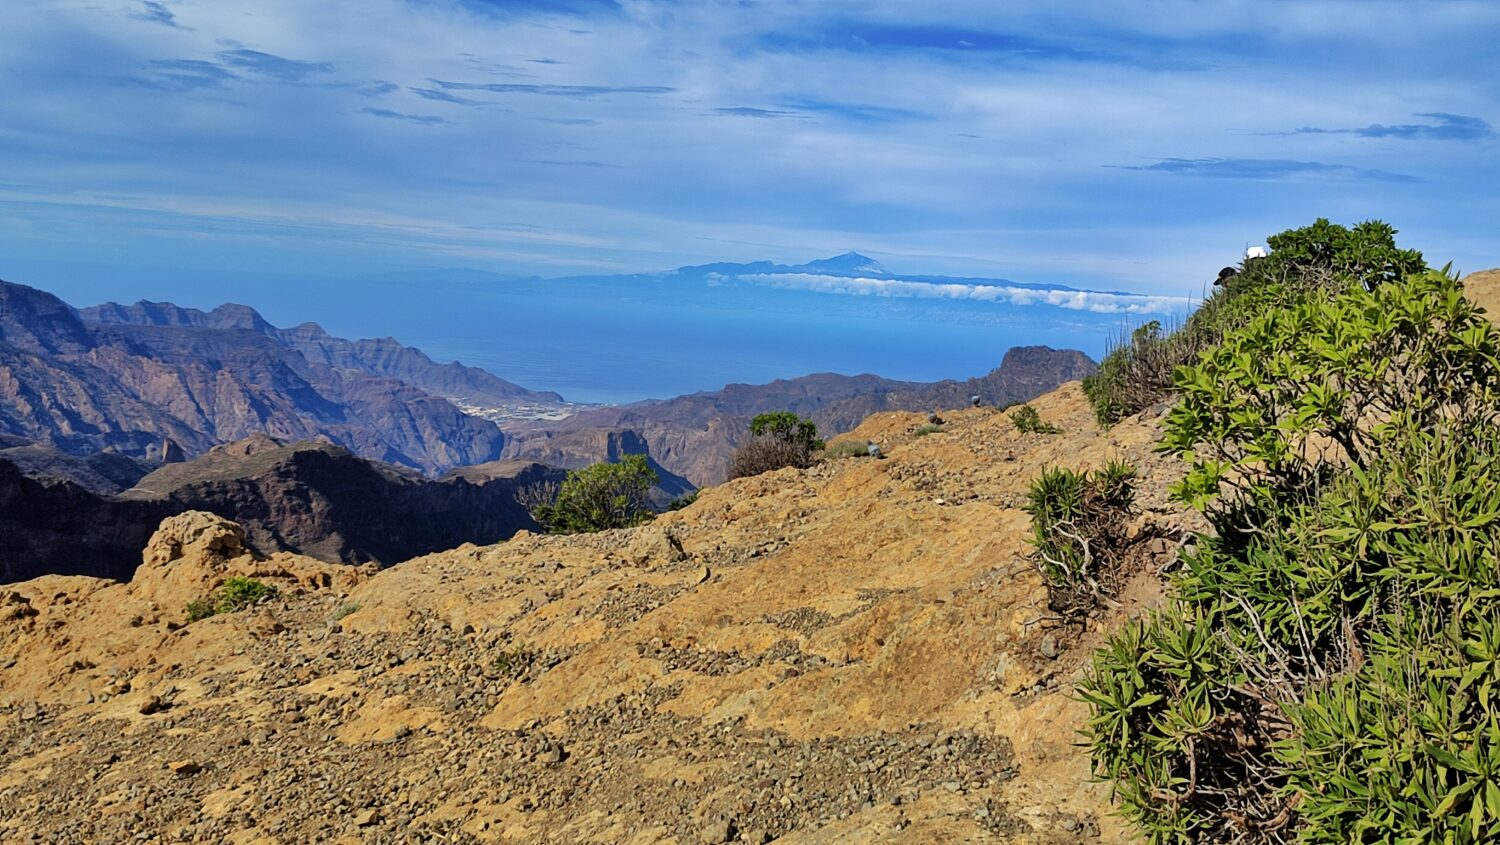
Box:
1079;250;1500;843
729;412;825;479
533;455;658;534
748;411;825;452
185;576;278;622
1023;461;1137;616
184;599;216;623
331;602;360;622
1082;218;1426;426
913;423;943;437
1010;403;1060;435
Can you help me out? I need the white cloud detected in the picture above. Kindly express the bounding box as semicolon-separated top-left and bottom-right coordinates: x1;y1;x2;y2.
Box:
740;272;1195;314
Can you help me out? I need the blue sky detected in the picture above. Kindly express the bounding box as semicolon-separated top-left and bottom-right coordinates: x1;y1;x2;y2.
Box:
1;0;1497;299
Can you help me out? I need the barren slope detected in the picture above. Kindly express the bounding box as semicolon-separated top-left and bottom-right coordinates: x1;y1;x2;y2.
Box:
0;382;1194;844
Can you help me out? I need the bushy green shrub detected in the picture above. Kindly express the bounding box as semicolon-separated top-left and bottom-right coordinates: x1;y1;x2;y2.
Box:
185;576;278;622
1023;461;1137;616
748;411;824;452
1079;252;1500;842
729;412;824;479
1082;218;1426;426
913;423;943;437
533;455;658;533
1010;403;1061;435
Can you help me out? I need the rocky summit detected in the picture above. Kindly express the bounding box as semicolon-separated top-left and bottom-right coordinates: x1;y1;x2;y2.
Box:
0;381;1194;843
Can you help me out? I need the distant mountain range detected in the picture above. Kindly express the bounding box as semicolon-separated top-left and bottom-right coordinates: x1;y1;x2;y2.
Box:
501;345;1096;485
0;277;560;474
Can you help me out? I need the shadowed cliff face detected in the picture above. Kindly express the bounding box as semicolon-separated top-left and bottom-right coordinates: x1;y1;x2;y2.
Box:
0;459;167;583
122;437;551;566
0;436;554;583
501;346;1097;485
1;278;516;474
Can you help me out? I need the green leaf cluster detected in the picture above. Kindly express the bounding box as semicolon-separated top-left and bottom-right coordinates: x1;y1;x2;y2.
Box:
185;576;278;622
729;412;825;479
1078;224;1500;843
1022;460;1137;616
748;412;825;452
533;454;659;534
1010;403;1061;435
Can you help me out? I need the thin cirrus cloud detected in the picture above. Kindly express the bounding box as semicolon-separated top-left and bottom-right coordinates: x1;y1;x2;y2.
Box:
1290;112;1494;142
361;107;448;126
410;86;490;106
1109;158;1421;183
426;79;675;98
714;99;923;123
738;273;1193;315
124;59;236;92
129;1;183;29
217;49;334;82
715;107;800;119
121;48;335;92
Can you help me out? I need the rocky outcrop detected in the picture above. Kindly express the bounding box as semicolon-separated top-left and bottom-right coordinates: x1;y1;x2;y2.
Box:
0;381;1186;843
2;278;528;474
497;428;697;502
503;346;1097;485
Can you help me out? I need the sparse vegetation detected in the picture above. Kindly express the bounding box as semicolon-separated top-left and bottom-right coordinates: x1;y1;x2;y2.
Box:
1023;461;1137;617
728;412;824;479
1009;403;1060;435
913;423;943;437
820;440;870;460
1078;222;1500;843
331;602;359;622
666;489;700;511
532;455;658;534
491;643;539;680
185;576;278;622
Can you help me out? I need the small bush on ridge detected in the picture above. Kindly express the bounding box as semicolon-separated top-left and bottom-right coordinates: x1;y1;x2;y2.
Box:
820;440;870;460
533;455;658;534
1010;403;1061;435
729;412;824;479
185;576;278;622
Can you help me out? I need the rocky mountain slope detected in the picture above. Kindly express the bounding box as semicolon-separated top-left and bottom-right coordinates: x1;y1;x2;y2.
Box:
0;435;152;495
0;278;520;474
502;346;1096;485
0;381;1194;843
0;435;554;583
81;299;564;413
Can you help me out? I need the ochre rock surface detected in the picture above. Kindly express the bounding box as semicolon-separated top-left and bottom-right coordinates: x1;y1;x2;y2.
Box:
0;383;1194;844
